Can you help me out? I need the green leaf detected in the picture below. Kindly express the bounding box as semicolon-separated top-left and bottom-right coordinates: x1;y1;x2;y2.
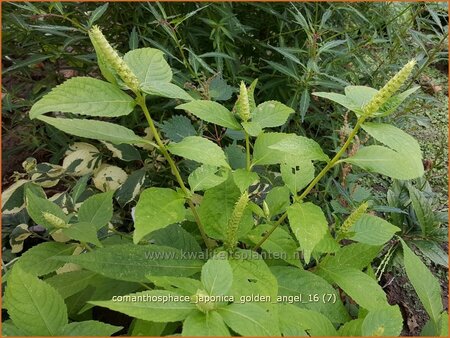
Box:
133;187;186;244
5;267;68;335
15;242;77;277
278;304;338;336
345;122;423;179
141;81;194;101
338;319;364;336
264;186;291;217
182;311;230;336
188;165;228;192
103;142;142;161
232;169;259;193
348;214;400;245
241;121;263;136
161;115;197;142
412;240;448;267
401;239;443;324
29;77;135;119
281;159;314;193
55;244;204;282
124;48;172;83
168;136;230;168
271;266;349;323
269;134;329;162
408;185;436;236
209;76;233;101
299;89;310;121
198;178;253;240
421;311;448;336
361;305;403;336
62;222;102;247
248;225;300;267
218;303;280;336
345;85;378;107
25;187;68;230
313;91;360;112
176;100;241;130
37;115;148;145
317;243;382;279
252;132;293;166
321;267;388;311
2;320;27;336
129;320;166;336
45;270;97;299
228;250;278;312
201;255;233;296
251;100;294;128
345;145;424;180
149;224;201;254
362;122;421;157
60;320;122;336
147;276;202;296
78;191;114;229
287;202;328;264
90;290;196;322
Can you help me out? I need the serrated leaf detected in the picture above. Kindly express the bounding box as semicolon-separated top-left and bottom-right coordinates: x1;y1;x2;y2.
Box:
287;202;328;264
264;186;290;217
5;267;68;335
161;115;197;142
168;136;230;168
271;266;349;323
218;303;280;336
188;165;228;192
149;224;201;254
62;222;102;247
281;159;314;193
90;290;195;322
147;276;202;296
78;191;114;229
209;76;233;101
361;305;403;336
124;48;172;83
37;115;148;145
60;320;122;336
29;77;135;119
278;304;338;336
133;187;186;244
201;255;233;296
198;178;253;240
15;242;77;276
176;100;241;130
54;244;203;282
25;187;68;230
251;100;294;128
142;81;194;101
45;270;97;299
248;225;300;267
401;239;443;324
241;121;263;137
232;169;259;193
348;214;400;245
320;267;388;311
269;134;329;162
182;311;230;336
345;145;424;180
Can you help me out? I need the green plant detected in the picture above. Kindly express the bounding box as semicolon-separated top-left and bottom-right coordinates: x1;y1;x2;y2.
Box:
2;26;447;337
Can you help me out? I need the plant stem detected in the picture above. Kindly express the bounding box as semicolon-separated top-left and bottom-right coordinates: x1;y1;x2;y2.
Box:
245;132;251;171
136;94;212;249
253;114;367;251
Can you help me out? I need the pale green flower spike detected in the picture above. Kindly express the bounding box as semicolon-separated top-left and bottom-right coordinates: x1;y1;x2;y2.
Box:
89;25;140;93
224;191;249;251
237;81;251;122
363;59;416;116
339;201;368;234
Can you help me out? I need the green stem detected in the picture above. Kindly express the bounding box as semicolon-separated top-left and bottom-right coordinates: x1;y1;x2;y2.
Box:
253;114;367;251
245;132;251;171
136;94;212;249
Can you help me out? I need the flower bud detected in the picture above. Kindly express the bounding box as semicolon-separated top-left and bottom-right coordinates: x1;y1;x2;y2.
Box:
224;191;249;251
236;81;251;122
339;202;368;234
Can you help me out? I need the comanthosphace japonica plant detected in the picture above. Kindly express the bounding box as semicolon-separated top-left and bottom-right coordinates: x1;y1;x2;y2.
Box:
3;26;446;337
